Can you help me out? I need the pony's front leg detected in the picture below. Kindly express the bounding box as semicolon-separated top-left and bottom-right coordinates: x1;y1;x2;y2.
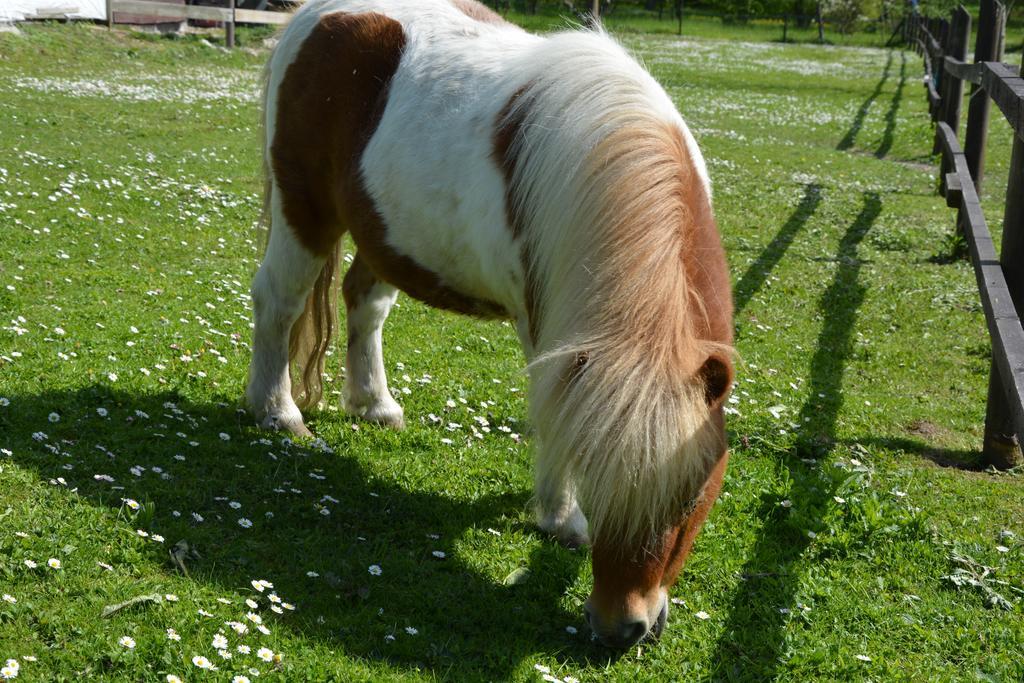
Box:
246;207;326;437
341;255;404;429
535;467;590;548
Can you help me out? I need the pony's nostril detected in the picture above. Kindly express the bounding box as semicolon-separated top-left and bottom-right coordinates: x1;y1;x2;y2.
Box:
617;619;648;647
652;601;668;639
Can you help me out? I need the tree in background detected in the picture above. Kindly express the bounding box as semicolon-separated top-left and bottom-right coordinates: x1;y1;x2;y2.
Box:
484;0;987;35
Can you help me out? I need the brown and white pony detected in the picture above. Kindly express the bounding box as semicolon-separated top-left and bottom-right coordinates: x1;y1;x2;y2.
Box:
245;0;734;648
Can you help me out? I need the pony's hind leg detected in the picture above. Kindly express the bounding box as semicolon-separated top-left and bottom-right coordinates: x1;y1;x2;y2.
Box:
246;203;326;437
341;254;404;429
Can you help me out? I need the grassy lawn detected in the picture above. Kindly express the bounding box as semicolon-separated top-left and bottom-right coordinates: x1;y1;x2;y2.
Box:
1;19;1022;682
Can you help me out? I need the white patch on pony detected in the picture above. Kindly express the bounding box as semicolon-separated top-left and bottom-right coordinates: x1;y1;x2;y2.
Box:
357;2;540;318
343;281;404;428
246;190;326;437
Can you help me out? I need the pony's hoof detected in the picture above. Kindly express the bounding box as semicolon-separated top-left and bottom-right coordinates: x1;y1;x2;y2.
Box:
344;395;405;429
538;510;590;548
554;531;589;549
261;413;313;438
362;402;405;429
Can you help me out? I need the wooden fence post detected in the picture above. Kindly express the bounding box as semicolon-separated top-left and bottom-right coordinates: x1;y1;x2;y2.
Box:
935;6;970;161
962;0;1006;193
106;0;113;29
983;51;1024;469
225;0;235;49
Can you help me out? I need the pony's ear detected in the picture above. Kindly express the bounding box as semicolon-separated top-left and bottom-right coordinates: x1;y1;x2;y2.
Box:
697;353;733;408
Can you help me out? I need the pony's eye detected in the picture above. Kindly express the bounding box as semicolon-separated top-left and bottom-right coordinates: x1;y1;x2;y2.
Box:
564;351;589;383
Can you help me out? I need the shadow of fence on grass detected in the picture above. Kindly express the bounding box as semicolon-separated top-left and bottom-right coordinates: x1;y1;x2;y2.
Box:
733;182;823;317
875;50;907;159
712;192;881;679
1;386;611;680
837;51;894;152
849;436;984;471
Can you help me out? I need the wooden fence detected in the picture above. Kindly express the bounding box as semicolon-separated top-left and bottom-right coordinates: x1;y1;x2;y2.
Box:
105;0;290;47
905;0;1023;468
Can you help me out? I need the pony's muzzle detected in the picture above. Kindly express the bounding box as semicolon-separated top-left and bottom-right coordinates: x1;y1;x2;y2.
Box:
584;595;668;649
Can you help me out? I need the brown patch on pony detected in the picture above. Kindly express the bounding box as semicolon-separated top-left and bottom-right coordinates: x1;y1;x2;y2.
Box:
270;11;508;404
272;12;405;257
451;0;508;24
668;127;734;349
494;85;542;343
657;447;728;587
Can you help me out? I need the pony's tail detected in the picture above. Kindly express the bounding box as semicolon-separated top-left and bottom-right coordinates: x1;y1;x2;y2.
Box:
288;245;341;410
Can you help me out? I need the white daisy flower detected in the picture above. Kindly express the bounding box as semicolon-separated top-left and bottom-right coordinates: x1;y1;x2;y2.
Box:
119;636;136;649
256;647;274;662
47;558;61;569
368;564;382;576
191;655;215;670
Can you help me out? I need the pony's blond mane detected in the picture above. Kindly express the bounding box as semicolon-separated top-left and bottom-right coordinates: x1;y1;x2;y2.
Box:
505;31;730;546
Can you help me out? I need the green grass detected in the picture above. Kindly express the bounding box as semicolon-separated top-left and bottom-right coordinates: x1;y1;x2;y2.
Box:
1;19;1022;682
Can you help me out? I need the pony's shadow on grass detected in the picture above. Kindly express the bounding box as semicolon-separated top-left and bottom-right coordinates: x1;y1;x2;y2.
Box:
3;386;616;678
712;192;882;680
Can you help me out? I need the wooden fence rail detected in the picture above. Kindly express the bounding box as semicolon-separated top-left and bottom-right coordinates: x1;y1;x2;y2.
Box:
105;0;291;47
905;0;1024;468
